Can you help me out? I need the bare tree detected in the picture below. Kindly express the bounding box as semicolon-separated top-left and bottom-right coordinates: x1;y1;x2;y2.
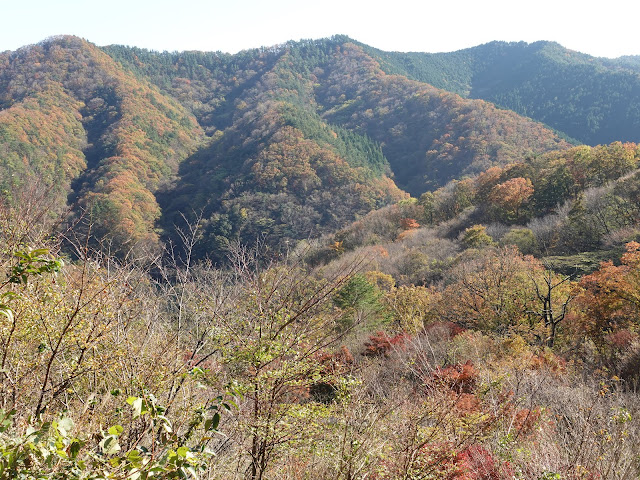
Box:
527;264;573;347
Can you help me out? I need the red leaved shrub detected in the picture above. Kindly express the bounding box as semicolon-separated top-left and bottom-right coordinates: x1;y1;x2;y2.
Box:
529;351;567;374
454;445;515;480
511;408;541;436
316;345;355;374
181;350;217;371
425;321;467;338
363;331;408;357
371;443;513;480
309;346;356;404
455;393;482;415
433;360;479;394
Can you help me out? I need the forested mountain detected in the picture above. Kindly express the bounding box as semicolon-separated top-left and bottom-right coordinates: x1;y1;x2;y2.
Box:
105;37;570;194
0;36;205;248
364;40;640;146
105;37;574;258
4;34;636;261
3;35;640;480
0;37;406;256
310;41;569;193
102;37;569;260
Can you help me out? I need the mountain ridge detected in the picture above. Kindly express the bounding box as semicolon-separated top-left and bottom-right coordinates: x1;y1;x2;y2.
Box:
359;39;640;146
3;34;636;261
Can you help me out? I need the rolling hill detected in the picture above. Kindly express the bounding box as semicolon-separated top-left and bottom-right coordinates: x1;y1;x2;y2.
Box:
6;35;635;261
363;40;640;146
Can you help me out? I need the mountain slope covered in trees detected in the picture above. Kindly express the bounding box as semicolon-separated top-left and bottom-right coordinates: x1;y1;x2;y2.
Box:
101;37;571;258
2;36;640;480
364;40;640;146
5;34;637;260
0;36;205;248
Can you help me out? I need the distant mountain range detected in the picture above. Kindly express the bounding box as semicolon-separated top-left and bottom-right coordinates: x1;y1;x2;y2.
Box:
363;39;640;146
0;35;637;261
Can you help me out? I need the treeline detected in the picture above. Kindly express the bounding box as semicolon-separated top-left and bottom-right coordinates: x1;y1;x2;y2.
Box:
2;34;636;266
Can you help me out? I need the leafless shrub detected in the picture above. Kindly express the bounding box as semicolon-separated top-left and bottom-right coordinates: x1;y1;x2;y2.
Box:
602;226;640;248
527;205;569;253
484;222;511;241
618;341;640;391
499;371;640;479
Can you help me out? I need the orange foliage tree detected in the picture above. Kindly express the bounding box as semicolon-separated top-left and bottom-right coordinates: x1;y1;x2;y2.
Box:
488;177;534;222
574;242;640;349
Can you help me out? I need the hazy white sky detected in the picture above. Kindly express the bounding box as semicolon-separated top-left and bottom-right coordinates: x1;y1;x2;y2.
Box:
2;0;638;58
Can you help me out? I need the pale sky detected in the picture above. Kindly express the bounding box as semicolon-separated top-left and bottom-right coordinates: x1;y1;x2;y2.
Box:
2;0;638;58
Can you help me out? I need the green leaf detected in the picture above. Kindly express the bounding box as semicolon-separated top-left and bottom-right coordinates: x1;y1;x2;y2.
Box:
0;409;15;433
100;435;121;455
204;410;221;432
129;450;143;460
69;440;82;459
211;412;220;430
108;425;124;436
177;446;189;458
127;449;143;463
166;449;178;462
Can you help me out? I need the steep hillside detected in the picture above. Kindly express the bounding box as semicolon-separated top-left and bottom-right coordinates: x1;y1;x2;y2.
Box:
153;46;407;262
103;41;409;261
0;36;204;248
312;41;570;194
365;40;640;146
107;39;570;190
0;36;575;259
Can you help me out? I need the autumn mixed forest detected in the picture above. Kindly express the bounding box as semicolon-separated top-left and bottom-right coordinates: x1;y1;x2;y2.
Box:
1;35;640;479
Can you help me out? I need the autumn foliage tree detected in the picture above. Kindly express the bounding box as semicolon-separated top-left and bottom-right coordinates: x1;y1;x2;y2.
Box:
574;241;640;349
437;247;536;334
488;177;534;222
437;246;574;345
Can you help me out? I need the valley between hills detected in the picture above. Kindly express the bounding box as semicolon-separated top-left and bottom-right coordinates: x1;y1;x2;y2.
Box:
1;35;640;479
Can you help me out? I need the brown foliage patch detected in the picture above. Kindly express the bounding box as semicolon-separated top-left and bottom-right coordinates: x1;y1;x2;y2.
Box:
362;331;409;357
432;361;479;394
